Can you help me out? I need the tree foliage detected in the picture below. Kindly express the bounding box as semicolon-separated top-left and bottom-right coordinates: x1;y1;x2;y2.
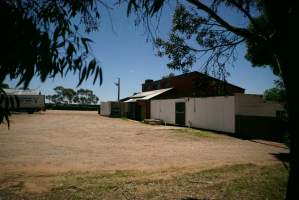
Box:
161;72;175;79
0;0;105;126
155;3;244;77
0;88;19;128
125;0;295;79
46;86;99;105
244;14;284;76
264;80;286;103
0;0;103;89
75;88;99;104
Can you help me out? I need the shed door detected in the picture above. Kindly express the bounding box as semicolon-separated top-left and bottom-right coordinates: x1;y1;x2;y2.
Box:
175;102;185;126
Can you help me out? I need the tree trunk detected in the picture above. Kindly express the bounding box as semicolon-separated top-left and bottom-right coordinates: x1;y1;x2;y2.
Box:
278;51;299;199
284;73;299;200
266;1;299;197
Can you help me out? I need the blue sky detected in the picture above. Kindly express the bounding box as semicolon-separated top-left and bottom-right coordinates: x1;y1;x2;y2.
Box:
6;2;278;102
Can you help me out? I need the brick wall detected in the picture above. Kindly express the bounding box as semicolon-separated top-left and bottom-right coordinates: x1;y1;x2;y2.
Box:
142;72;244;97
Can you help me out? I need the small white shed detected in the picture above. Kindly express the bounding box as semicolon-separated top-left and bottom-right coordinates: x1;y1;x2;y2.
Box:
100;101;121;117
100;102;111;116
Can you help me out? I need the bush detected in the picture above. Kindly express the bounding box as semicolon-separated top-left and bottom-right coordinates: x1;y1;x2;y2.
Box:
46;103;100;111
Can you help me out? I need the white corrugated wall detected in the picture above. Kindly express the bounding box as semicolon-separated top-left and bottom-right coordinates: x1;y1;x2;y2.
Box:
186;97;235;133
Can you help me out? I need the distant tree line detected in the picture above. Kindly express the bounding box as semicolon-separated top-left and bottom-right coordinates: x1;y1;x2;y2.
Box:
46;86;99;105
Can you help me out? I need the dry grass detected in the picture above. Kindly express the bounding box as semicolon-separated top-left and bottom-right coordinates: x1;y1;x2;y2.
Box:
173;128;221;138
0;163;288;200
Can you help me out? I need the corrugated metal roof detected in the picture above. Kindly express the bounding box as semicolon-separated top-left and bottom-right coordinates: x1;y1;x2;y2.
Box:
124;99;137;103
124;88;172;103
3;89;40;95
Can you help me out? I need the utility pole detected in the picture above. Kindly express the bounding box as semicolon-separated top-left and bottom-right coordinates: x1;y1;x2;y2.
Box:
114;78;120;101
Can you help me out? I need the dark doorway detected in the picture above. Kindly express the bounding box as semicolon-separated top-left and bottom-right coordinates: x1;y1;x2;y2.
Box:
135;104;141;121
175;102;185;126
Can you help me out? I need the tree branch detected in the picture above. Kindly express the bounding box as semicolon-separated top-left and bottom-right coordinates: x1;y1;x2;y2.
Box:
185;39;245;52
185;0;264;42
228;0;264;36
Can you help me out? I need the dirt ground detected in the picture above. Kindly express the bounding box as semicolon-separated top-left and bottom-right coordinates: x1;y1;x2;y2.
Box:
0;110;288;174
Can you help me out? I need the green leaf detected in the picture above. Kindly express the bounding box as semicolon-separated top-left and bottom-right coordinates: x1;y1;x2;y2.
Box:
150;0;165;16
95;11;100;18
127;0;139;16
67;43;76;57
53;27;60;41
99;67;103;85
92;66;103;86
86;58;96;79
56;41;65;48
74;57;82;69
77;67;87;87
81;37;93;53
93;67;99;85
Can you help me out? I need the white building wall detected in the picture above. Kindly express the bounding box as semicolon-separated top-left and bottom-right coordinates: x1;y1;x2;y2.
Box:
186;96;235;133
151;97;235;133
151;99;185;124
100;102;111;116
150;94;283;134
235;93;283;117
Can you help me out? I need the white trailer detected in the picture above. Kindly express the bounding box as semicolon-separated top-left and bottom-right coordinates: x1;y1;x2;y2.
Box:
1;89;45;113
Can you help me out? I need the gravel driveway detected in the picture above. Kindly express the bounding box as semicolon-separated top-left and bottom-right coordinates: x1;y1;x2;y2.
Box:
0;110;288;174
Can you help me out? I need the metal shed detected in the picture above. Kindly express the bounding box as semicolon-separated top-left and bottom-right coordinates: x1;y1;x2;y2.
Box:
100;101;122;117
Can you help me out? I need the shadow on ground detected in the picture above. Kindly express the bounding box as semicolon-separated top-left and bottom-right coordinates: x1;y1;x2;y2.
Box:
272;152;290;170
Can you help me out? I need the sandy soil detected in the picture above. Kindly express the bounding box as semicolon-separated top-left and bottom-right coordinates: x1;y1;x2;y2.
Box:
0;110;288;174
